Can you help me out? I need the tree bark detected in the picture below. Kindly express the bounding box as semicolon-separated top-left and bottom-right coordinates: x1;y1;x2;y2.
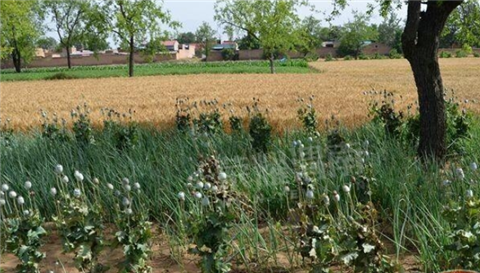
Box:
129;35;134;77
402;0;463;161
12;48;22;73
269;53;275;74
66;46;72;69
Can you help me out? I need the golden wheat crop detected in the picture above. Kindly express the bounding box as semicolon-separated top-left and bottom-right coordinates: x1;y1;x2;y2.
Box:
1;58;479;131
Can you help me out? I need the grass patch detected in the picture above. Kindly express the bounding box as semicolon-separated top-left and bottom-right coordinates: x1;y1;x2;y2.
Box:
0;60;313;82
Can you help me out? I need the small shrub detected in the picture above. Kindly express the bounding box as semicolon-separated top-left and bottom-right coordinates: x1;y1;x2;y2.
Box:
372;53;386;60
193;100;224;135
3;189;47;273
297;96;319;138
474;52;480;58
248;99;272;153
175;97;193;133
221;48;235;61
303;52;319;62
344;55;353;61
358;54;370;60
440;51;452;58
442;195;480;270
455;50;468;58
44;72;78;80
71;103;95;145
229;115;243;133
102;108;139;150
325;53;334;62
462;44;473;54
113;179;153;273
179;156;245;273
369;91;403;137
389;49;402;59
52;171;106;273
40;110;71;142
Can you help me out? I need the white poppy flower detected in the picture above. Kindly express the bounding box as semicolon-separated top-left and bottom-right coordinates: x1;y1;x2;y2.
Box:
55;164;63;174
201;197;210;207
62;175;69;183
194;192;202;199
50;187;57;196
306;190;314;200
471;162;478;171
24;181;32;190
74;171;84;182
17;196;25;206
196;182;204;190
211;185;218;192
0;199;5;206
342;185;351;193
107;183;114;190
218;172;227;181
178;192;185;201
73;188;81;197
8;191;17;199
122;197;130;206
466;189;474;199
456;168;465;180
1;184;9;192
133;182;141;190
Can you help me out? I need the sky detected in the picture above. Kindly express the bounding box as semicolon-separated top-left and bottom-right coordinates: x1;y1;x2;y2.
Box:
162;0;407;36
45;0;408;47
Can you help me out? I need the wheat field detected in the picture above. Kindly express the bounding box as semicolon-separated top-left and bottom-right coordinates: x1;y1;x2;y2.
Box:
1;58;479;131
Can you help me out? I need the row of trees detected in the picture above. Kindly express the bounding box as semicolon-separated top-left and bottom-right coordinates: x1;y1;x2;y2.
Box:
1;0;178;76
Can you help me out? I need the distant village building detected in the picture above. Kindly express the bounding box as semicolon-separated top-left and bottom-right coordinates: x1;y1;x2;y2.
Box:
212;41;239;51
162;40;179;51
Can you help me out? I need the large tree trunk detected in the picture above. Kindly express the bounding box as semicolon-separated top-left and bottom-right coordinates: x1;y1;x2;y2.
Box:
12;48;22;73
66;46;72;69
128;35;134;77
269;53;275;74
402;0;463;161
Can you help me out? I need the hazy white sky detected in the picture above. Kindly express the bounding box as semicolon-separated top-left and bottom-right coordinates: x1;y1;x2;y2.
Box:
163;0;407;36
45;0;407;46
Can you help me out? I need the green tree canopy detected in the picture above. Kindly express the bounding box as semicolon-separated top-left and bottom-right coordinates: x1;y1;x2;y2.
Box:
298;15;323;56
43;0;95;68
441;0;480;48
214;0;310;73
377;12;403;52
337;12;378;58
101;0;179;77
177;32;196;44
0;0;43;73
195;21;216;61
36;36;58;51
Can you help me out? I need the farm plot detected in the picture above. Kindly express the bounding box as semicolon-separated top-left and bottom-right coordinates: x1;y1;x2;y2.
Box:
1;58;479;131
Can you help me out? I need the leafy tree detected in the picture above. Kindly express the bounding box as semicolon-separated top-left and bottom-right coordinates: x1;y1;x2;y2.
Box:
36;36;58;51
318;25;343;42
335;0;465;160
337;12;378;59
441;0;480;48
195;21;216;62
215;0;309;73
378;12;403;52
237;34;261;50
43;0;93;68
177;32;196;44
0;0;42;73
298;16;323;56
102;0;179;77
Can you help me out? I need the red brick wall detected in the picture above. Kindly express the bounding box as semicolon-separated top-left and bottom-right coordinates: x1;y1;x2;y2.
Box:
1;52;179;69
